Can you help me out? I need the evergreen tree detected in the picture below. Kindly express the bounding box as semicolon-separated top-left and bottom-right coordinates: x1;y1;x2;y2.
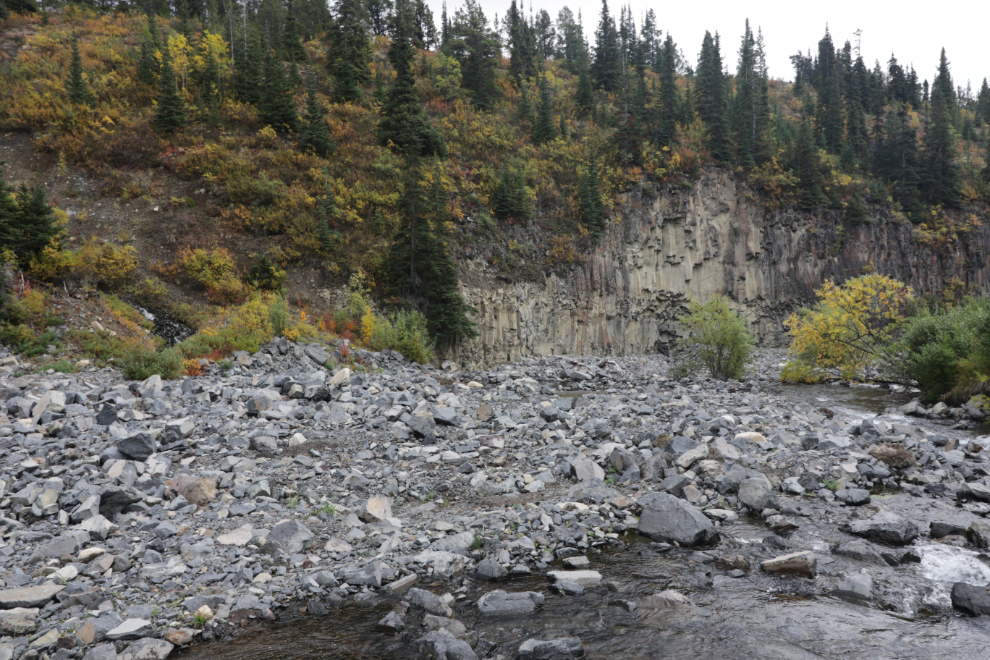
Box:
532;72;556;144
516;80;533;126
447;0;499;110
492;166;529;221
66;33;96;106
258;50;298;131
236;34;264;105
640;8;659;70
794;112;824;209
555;6;584;71
298;78;335;157
574;51;594;113
816;59;844;154
656;33;679;147
387;161;476;347
932;48;955;110
328;0;371;103
137;17;161;87
152;48;188;134
922;90;961;207
367;0;394;36
412;0;437;50
591;0;621;92
14;184;60;256
579;159;606;239
875;102;922;215
0;164;19;253
559;113;568;140
730;19;769;168
695;31;729;160
378;7;446;157
533;9;555;60
283;0;308;62
506;0;535;82
288;58;302;88
976;78;990;126
439;1;450;51
199;48;221;114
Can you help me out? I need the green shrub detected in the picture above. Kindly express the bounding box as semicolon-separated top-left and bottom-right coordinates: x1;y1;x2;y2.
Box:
246;253;287;291
119;345;183;380
368;309;433;364
887;297;990;403
676;295;754;380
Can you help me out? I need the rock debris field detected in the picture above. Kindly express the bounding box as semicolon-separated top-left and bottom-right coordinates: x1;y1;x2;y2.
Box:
1;340;990;660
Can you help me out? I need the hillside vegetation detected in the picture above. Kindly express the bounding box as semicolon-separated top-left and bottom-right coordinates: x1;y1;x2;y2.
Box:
1;0;989;372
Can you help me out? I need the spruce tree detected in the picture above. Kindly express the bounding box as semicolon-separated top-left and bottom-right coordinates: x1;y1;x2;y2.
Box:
559;113;568;140
66;33;96;106
258;51;298;131
516;80;533;126
922;91;961;207
288;58;302;88
15;184;60;255
377;8;446;157
506;0;535;82
656;34;679;147
316;169;340;251
531;73;556;144
283;1;308;62
976;78;990;126
932;48;955;110
0;164;19;253
574;51;594;113
298;78;335;157
578;158;606;239
591;0;620;92
730;20;769;168
695;31;729;160
492;166;529;221
199;49;221;115
446;0;499;110
876;103;922;215
328;0;371;103
152;48;188;134
236;35;264;105
387;161;476;347
794;113;824;209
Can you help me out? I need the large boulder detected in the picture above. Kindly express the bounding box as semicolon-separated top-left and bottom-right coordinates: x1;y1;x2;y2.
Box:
518;637;585;660
268;519;314;554
951;582;990;616
637;492;719;547
415;631;477;660
737;478;774;511
116;433;156;461
841;511;919;546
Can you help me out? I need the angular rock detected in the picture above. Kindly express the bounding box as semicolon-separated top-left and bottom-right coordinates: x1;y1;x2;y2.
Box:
476;590;544;617
835;488;871;505
761;551;817;578
0;608;38;635
0;584;64;609
951;582;990;616
517;637;585;660
737;478;773;511
546;570;602;587
415;631;477;660
117;433;156;461
637;492;719;547
269;519;314;554
841;511;919;546
833;574;873;602
106;619;153;641
118;638;174;660
476;556;508;581
407;588;452;618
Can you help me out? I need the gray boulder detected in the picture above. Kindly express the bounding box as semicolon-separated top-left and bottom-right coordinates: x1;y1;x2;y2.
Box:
637;492;719;547
737;478;774;511
951;582;990;616
117;433;156;461
841;511;919;546
476;590;544;618
415;631;477;660
269;519;314;553
518;637;585;660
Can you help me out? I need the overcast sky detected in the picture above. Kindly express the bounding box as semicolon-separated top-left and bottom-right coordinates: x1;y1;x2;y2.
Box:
428;0;988;93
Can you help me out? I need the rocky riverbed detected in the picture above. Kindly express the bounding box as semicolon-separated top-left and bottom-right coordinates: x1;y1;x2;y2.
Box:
1;341;990;660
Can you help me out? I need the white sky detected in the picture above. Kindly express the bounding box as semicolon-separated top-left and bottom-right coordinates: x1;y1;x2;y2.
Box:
428;0;989;93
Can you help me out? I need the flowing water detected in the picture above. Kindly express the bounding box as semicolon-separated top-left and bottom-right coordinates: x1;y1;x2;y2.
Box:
180;384;990;660
132;303;194;345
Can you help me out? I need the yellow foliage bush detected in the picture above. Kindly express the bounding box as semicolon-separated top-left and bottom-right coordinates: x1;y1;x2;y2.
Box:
177;247;246;304
782;273;914;382
74;239;138;286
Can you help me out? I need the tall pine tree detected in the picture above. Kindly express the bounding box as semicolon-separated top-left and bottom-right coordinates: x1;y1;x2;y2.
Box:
66;32;96;106
258;50;298;131
447;0;499;110
922;88;961;207
328;0;371;103
730;20;769;168
695;31;729;160
298;78;335;157
591;0;620;92
532;71;556;144
152;47;188;133
656;34;679;147
579;156;606;239
14;185;60;256
378;3;446;157
283;0;308;62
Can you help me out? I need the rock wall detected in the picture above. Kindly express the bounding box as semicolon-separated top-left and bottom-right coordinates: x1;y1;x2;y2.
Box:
449;169;990;368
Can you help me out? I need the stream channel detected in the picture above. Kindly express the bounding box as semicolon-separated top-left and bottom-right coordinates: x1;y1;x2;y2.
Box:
179;385;990;660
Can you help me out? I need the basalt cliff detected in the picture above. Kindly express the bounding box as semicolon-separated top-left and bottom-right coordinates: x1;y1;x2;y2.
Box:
452;169;990;366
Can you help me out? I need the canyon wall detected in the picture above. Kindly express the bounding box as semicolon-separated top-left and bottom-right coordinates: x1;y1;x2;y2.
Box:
449;168;990;367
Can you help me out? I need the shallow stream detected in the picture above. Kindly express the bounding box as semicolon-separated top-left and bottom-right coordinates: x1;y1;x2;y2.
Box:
180;384;990;660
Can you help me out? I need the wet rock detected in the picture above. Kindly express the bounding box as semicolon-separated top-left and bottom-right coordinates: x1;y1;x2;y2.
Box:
407;588;453;617
378;611;405;632
477;590;544;617
930;522;968;539
833;574;873;603
476;556;508;581
761;551;817;578
842;511;920;546
637;492;719;546
517;637;585;660
415;631;477;660
546;570;602;587
835;489;871;505
958;483;990;503
951;582;990;616
833;540;886;565
967;520;990;548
